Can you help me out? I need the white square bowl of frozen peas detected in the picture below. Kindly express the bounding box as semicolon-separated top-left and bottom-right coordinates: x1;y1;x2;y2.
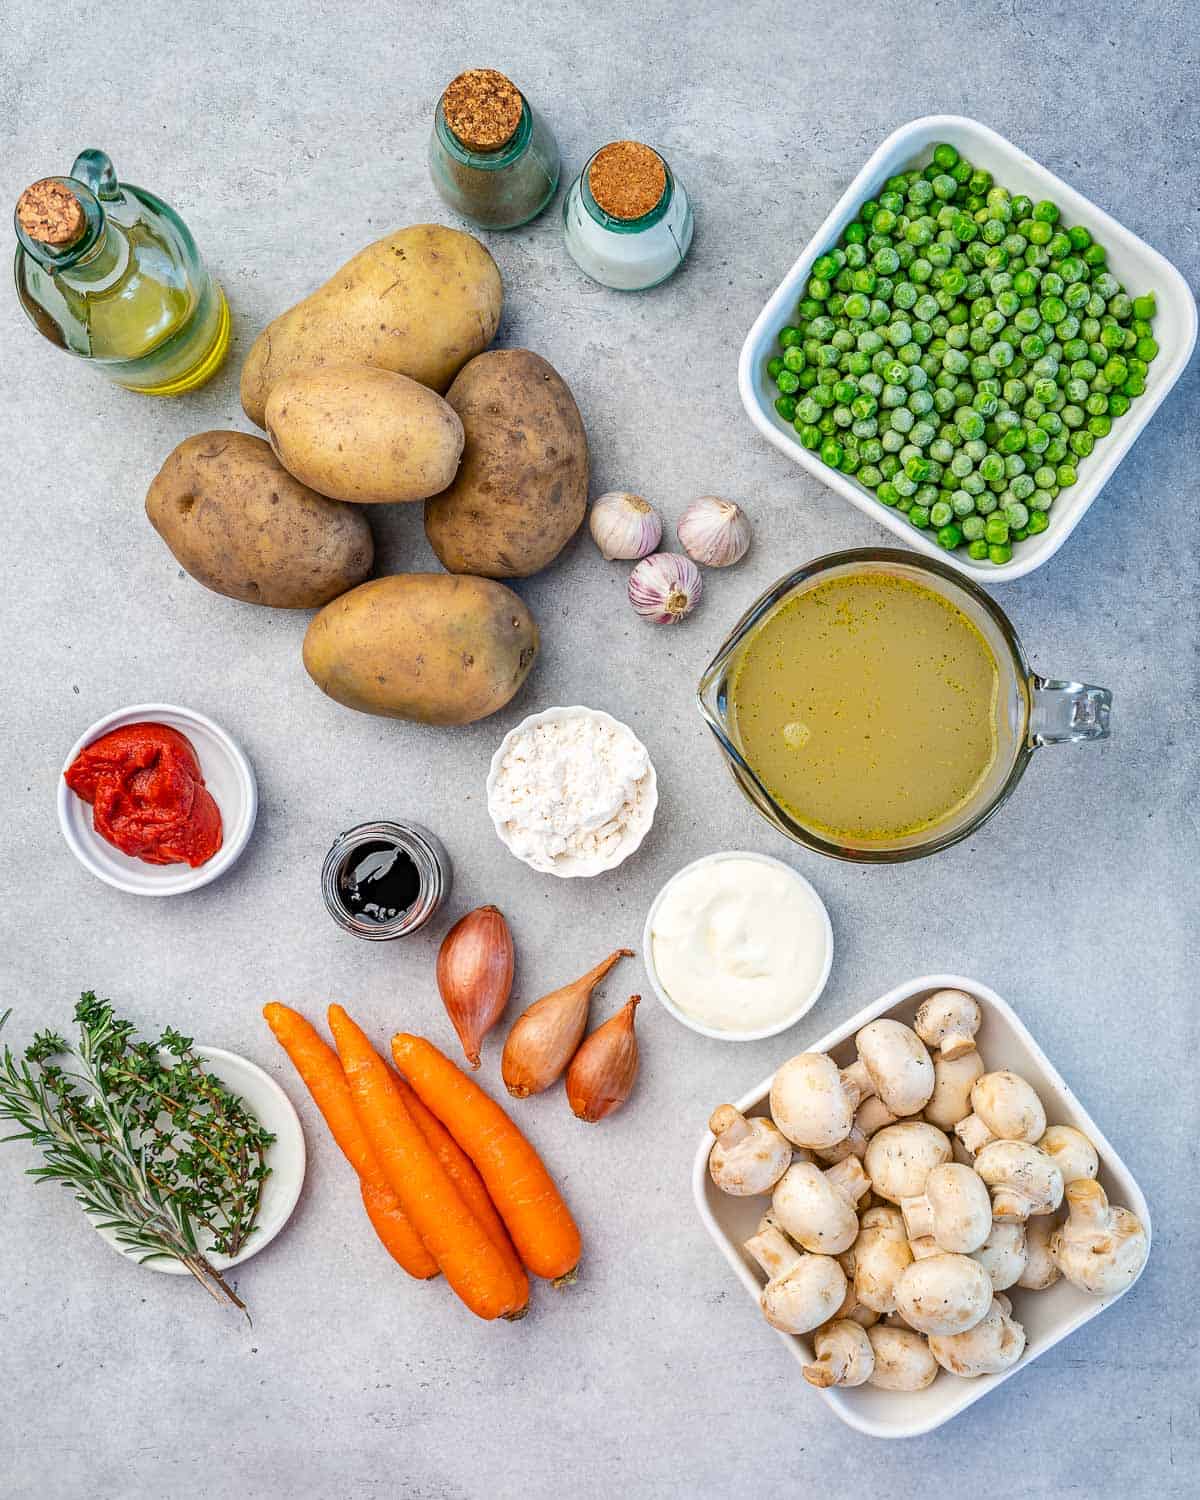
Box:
738;115;1197;581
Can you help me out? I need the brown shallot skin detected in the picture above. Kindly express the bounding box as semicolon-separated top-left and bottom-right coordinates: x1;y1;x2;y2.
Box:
566;996;641;1123
502;948;634;1098
436;905;514;1068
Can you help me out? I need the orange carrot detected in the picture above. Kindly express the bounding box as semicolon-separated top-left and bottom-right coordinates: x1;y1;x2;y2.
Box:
262;1002;437;1280
359;1178;433;1275
394;1075;526;1295
391;1033;582;1282
329;1005;527;1321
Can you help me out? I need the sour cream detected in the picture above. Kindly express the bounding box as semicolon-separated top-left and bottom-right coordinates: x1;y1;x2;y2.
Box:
647;855;831;1036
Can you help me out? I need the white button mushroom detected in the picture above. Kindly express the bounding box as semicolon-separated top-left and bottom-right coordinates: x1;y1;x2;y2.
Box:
1049;1179;1149;1297
866;1324;939;1391
769;1052;868;1150
707;1104;794;1196
928;1292;1026;1377
743;1223;847;1334
803;1318;875;1389
812;1094;899;1164
894;1250;994;1336
923;1048;985;1132
1018;1212;1061;1291
900;1162;993;1254
971;1220;1027;1291
1037;1124;1100;1186
847;1019;935;1117
772;1156;870;1255
974;1139;1064;1222
913;989;982;1060
955;1071;1047;1155
864;1120;953;1204
851;1205;914;1314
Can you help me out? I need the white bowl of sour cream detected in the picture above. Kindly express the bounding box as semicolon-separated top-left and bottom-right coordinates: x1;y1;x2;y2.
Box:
643;851;833;1041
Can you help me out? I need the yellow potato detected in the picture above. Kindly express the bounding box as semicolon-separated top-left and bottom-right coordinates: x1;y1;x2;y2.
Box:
265;366;464;504
302;573;538;725
145;431;373;608
424;349;589;578
240;224;502;426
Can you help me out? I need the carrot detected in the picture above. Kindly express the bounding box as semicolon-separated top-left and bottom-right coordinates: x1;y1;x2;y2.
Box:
391;1033;582;1282
328;1005;527;1321
262;1002;437;1280
394;1075;526;1295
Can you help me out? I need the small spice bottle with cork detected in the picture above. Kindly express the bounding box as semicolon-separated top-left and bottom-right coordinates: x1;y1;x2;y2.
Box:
429;68;560;230
562;140;694;291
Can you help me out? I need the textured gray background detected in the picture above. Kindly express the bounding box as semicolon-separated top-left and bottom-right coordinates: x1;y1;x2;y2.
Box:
1;1;1196;1496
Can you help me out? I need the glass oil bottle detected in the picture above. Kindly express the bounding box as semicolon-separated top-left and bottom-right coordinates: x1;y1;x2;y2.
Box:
13;149;230;396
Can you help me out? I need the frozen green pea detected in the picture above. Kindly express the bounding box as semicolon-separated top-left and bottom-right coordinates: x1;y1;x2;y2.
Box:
1004;500;1029;529
961;514;985;541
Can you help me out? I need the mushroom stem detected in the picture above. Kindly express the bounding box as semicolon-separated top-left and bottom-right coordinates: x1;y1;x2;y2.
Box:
744;1223;801;1280
708;1103;752;1147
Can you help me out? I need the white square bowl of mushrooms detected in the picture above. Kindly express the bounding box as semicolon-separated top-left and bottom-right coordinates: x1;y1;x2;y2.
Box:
691;974;1151;1439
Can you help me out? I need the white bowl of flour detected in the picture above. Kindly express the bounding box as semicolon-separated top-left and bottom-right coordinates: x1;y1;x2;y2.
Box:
486;706;658;877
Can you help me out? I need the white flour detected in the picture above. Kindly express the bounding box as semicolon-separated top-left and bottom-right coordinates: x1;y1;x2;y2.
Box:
489;713;653;869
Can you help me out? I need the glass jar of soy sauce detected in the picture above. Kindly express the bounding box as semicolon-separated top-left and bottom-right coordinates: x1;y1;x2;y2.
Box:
321;821;451;940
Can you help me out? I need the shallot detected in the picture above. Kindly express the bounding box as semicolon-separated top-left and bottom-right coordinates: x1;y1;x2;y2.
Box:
566;996;641;1122
436;905;514;1068
502;948;634;1098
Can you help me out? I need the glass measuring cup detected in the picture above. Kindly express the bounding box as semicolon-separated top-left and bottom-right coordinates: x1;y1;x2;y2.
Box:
697;549;1111;862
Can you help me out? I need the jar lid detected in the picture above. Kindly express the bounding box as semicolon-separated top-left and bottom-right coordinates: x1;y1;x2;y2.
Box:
441;69;524;152
16;179;85;246
588;141;667;220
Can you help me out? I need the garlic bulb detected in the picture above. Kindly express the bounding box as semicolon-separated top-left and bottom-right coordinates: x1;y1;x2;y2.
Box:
677;496;752;568
589;491;663;561
628;552;702;624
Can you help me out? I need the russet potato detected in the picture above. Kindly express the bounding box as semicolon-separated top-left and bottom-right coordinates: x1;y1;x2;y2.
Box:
240;224;502;427
302;573;538;725
145;431;373;608
424;349;589;578
265;366;464;504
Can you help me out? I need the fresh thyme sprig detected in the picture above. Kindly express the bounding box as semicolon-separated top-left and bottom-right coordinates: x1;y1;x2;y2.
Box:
0;993;275;1314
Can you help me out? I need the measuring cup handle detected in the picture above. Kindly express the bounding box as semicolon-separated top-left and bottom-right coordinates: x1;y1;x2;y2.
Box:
1029;677;1112;746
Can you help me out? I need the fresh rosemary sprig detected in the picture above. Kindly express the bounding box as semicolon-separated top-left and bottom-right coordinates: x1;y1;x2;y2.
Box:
0;993;274;1313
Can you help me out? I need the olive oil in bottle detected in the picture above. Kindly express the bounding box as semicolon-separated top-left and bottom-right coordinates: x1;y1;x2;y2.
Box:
13;149;229;395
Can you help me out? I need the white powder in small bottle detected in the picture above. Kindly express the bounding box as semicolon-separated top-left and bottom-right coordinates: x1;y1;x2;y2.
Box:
488;713;654;871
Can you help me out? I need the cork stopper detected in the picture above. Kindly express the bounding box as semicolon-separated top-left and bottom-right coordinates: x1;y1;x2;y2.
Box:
16;178;86;246
588;141;667;220
441;69;523;152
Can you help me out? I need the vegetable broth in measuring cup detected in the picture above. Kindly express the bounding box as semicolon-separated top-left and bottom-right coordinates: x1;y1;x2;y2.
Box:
729;572;1000;842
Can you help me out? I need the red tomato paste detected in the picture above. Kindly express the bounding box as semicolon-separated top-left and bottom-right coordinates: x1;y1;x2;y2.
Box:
64;722;223;868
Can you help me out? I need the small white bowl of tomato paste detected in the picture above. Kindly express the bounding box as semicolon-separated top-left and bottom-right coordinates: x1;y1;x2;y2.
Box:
58;703;257;896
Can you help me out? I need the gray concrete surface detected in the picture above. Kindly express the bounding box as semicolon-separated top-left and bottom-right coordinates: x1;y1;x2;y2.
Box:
1;1;1197;1496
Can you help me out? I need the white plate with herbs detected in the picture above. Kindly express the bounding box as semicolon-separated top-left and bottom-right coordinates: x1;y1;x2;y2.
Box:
88;1044;305;1278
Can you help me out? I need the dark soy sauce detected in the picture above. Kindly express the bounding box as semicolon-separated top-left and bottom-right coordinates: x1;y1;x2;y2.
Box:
338;839;421;923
